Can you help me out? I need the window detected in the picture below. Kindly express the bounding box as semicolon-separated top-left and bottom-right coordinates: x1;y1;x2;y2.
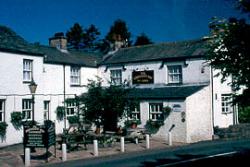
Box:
44;101;50;120
0;100;5;122
149;103;163;121
110;69;122;85
22;99;32;120
70;67;81;85
66;99;77;116
221;94;232;114
168;65;182;84
23;59;33;82
129;104;141;121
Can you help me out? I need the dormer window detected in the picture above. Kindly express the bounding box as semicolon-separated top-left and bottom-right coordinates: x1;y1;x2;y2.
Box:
168;65;182;84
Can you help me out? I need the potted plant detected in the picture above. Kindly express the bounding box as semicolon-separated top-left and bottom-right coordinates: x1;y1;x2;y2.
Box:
11;112;23;130
0;122;8;141
145;120;164;134
125;119;141;129
162;106;172;118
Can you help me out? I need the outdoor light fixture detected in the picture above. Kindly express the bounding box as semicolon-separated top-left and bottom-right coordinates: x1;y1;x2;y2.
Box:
29;79;37;122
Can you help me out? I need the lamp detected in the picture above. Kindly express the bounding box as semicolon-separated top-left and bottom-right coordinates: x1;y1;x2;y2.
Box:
29;79;37;122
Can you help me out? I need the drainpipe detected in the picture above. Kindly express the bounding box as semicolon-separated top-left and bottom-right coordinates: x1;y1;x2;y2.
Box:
63;64;66;130
210;67;215;130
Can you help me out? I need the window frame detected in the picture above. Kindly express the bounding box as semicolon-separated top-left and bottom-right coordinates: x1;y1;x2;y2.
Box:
149;103;164;121
23;59;33;82
128;104;141;121
22;99;32;120
70;66;81;86
0;100;5;122
110;69;122;85
44;100;50;120
167;65;182;84
221;94;232;114
66;99;77;117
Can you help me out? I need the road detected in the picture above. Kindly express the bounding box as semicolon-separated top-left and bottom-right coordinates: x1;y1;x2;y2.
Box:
41;138;250;167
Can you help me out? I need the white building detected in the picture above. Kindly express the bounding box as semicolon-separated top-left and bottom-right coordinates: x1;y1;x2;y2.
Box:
0;26;238;147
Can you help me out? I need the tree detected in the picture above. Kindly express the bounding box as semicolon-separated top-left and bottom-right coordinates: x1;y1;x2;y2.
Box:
80;78;137;131
207;0;250;122
134;33;153;46
66;23;84;50
105;19;132;48
83;24;101;52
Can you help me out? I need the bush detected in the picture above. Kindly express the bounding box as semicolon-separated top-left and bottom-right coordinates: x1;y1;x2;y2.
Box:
124;119;141;128
145;120;164;134
67;115;79;124
0;122;8;141
56;106;65;121
239;106;250;123
11;112;23;130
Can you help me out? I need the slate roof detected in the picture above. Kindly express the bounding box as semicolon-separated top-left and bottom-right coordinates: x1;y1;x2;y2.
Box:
127;85;207;99
0;25;102;67
102;39;208;65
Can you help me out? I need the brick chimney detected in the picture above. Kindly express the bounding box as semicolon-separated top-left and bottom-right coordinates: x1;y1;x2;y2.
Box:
49;32;67;50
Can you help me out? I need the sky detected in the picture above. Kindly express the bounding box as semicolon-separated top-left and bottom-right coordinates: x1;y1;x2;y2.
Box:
0;0;245;45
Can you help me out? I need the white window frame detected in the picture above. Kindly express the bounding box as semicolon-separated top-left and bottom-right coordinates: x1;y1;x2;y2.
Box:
129;104;141;121
168;65;182;84
70;66;81;86
22;99;32;120
23;59;33;82
110;69;122;85
44;101;50;120
149;103;164;121
221;94;232;114
0;100;5;122
66;99;77;116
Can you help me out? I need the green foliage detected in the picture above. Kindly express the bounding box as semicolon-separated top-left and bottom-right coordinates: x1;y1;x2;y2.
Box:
105;19;132;46
0;122;8;141
66;23;84;50
124;119;141;128
67;115;79;124
162;106;172;118
11;112;23;130
80;77;137;131
83;24;101;51
134;33;153;46
239;106;250;123
145;120;164;134
56;106;65;121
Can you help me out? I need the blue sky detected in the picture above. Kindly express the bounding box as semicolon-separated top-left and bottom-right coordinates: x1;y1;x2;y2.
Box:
0;0;244;45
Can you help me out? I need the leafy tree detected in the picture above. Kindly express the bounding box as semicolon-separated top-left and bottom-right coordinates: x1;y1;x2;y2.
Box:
80;77;137;131
66;23;84;50
83;24;101;51
105;19;132;48
206;0;250;121
134;33;153;46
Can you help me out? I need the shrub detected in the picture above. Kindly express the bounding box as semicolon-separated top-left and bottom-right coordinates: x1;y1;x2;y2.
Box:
11;112;23;130
0;122;8;141
56;106;65;121
67;115;79;124
145;120;164;134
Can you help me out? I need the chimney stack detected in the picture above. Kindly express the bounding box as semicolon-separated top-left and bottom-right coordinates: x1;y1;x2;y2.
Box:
49;32;67;50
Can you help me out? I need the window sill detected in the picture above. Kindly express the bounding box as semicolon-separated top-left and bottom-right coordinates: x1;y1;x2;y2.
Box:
23;81;32;84
70;84;82;87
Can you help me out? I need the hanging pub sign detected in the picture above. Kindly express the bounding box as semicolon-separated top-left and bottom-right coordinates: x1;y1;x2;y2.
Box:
132;70;154;84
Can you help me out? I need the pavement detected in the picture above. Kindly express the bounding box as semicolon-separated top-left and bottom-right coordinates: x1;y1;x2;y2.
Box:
0;137;185;167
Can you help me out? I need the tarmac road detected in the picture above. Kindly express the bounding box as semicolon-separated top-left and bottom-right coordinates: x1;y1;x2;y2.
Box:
41;138;250;167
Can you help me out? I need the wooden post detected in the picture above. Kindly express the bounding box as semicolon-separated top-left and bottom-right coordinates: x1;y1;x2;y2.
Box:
62;143;67;161
25;148;30;167
121;137;125;152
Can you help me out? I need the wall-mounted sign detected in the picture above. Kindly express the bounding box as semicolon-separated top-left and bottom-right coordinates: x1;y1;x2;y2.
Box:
132;70;154;84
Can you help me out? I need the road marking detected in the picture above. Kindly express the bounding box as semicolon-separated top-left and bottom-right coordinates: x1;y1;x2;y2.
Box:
157;151;238;167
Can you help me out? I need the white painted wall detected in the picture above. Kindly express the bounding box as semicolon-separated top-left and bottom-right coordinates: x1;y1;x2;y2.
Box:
0;51;98;147
212;69;235;128
98;58;210;87
186;86;213;143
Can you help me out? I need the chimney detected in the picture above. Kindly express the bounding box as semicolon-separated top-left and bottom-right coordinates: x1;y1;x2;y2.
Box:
49;32;67;50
